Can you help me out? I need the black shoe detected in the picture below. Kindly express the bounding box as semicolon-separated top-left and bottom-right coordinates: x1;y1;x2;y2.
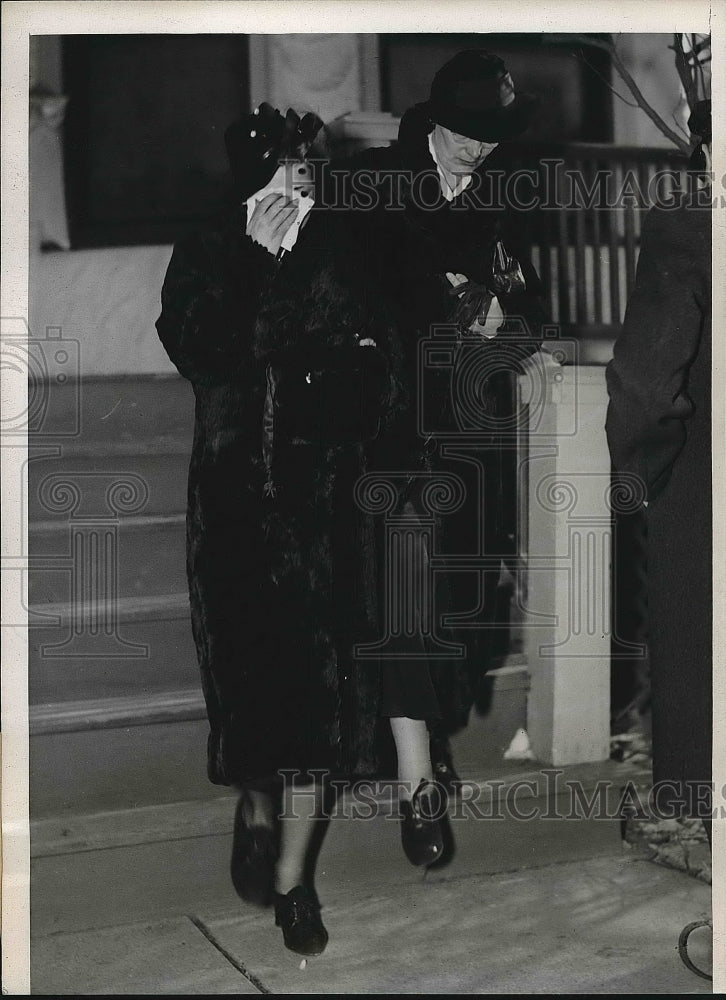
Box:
230;796;278;907
274;886;329;956
400;779;446;867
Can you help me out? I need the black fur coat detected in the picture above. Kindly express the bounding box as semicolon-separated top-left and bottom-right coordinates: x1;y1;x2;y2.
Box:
157;203;472;787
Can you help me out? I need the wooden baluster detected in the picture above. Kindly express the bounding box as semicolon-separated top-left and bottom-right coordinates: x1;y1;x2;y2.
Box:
606;162;621;328
644;160;656;209
556;163;570;327
573;158;587;326
537;162;555;324
623;160;637;308
591;158;603;326
664;159;674;208
634;160;650;242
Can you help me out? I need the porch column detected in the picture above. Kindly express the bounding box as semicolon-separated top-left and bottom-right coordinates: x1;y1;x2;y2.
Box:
519;356;613;765
248;34;381;120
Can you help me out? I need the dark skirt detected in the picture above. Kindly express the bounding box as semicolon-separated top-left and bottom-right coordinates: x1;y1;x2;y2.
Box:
376;501;442;722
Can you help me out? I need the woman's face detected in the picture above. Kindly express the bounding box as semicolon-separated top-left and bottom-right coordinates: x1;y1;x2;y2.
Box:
431;124;499;177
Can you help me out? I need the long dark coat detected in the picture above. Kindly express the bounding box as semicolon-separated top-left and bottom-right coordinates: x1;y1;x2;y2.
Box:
334;107;547;709
156;198;471;787
606;196;712;808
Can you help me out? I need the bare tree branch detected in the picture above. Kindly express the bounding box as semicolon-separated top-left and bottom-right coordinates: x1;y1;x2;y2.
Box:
579;52;640;109
671;113;690;140
544;32;691;153
670;33;698;109
608;37;691;152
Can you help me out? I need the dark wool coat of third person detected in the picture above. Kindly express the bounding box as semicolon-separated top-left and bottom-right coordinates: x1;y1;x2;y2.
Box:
606;195;712;811
332;106;548;712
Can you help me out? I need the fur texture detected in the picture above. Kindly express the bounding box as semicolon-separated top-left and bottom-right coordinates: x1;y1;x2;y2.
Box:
158;206;445;786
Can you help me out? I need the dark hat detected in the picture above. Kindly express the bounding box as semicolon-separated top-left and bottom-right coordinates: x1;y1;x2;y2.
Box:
688;99;711;144
225;102;323;198
422;50;538;142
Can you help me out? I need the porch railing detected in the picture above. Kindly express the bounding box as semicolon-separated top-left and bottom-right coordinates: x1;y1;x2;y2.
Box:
504;142;689;337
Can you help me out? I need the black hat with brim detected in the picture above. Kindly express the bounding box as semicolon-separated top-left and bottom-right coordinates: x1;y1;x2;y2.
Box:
225;102;323;198
422;49;539;142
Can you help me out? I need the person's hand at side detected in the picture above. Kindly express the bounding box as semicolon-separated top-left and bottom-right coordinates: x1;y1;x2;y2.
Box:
246;193;299;257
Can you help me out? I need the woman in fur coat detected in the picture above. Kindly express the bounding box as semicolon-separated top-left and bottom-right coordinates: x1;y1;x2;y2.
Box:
156;104;467;957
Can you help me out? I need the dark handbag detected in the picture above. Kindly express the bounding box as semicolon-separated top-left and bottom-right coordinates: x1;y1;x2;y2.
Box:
264;343;390;454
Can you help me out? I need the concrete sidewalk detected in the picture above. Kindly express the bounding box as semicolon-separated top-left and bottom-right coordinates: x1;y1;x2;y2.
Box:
31;851;712;994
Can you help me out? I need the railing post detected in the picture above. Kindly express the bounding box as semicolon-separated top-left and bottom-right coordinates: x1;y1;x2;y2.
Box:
518;356;612;765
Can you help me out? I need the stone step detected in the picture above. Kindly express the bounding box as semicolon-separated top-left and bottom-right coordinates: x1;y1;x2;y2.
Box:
26;449;189;522
28;593;196;705
29;757;641;937
30;716;215;819
28;566;523;702
28;514;188;605
28;374;194;452
29;661;529;817
25;376;193;527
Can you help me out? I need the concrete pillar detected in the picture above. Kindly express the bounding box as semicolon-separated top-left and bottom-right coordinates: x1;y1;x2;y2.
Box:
519;357;612;765
248;34;381;120
29;36;69;252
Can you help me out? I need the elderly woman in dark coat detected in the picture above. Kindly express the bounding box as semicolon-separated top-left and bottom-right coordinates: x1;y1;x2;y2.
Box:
156;104;475;957
336;49;547;760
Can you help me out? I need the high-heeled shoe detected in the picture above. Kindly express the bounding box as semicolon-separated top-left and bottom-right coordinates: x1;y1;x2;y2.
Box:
274;886;329;956
400;779;446;867
230;795;278;907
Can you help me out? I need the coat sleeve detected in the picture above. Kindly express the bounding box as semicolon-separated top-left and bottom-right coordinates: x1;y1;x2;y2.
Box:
605;204;709;500
155;223;276;385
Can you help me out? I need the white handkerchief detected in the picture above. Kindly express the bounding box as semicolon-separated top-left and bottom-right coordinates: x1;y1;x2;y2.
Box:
246;175;315;253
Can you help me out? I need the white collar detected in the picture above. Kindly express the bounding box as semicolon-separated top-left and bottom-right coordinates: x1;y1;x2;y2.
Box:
427;132;473;203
